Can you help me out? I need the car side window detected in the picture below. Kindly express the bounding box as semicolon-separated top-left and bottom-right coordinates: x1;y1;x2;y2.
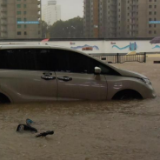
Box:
68;51;89;73
54;49;69;72
35;49;55;71
54;49;117;75
0;49;56;71
54;49;119;75
88;58;120;75
54;49;89;73
0;49;36;70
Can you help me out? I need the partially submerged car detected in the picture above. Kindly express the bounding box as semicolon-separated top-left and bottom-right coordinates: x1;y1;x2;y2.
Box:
0;45;156;103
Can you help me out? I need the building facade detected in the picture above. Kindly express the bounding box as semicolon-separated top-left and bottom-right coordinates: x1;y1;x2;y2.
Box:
42;0;61;26
84;0;160;38
0;0;41;39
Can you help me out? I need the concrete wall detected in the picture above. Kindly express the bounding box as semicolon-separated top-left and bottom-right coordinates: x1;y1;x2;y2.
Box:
1;40;160;55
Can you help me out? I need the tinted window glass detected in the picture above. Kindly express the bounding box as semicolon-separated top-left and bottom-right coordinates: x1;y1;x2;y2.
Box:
54;49;69;72
0;49;36;70
89;59;120;75
35;49;55;71
54;49;120;75
54;49;89;73
0;49;55;71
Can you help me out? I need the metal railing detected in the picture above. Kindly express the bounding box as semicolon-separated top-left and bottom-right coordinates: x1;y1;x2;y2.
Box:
91;53;146;63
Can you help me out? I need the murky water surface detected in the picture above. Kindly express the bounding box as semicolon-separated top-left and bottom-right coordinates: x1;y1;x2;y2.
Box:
1;58;160;160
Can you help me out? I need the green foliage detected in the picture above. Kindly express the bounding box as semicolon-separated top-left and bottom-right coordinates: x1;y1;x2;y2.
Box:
49;17;83;38
39;20;48;38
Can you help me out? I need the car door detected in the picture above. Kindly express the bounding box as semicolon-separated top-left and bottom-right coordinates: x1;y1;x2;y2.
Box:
54;49;108;100
0;49;57;102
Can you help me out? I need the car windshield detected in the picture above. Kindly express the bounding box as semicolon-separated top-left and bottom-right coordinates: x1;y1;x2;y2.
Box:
0;1;159;160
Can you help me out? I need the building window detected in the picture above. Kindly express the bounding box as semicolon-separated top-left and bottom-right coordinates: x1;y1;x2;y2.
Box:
154;31;156;34
17;11;21;15
24;11;27;15
17;4;21;8
17;18;21;21
17;32;21;35
17;25;21;28
24;32;27;35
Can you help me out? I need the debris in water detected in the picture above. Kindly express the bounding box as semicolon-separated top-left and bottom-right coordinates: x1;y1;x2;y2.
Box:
16;119;54;138
36;131;54;138
16;124;38;132
26;118;33;126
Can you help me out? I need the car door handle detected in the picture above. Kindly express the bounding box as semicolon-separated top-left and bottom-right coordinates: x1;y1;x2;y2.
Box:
58;76;72;82
41;75;56;80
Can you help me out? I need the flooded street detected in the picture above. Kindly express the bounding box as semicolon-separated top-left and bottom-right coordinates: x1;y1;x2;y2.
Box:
1;57;160;160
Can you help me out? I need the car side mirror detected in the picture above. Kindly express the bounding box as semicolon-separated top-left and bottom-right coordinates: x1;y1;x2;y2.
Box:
94;67;101;74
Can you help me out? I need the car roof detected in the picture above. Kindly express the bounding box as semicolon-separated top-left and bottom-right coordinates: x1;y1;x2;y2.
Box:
0;45;92;57
0;45;64;49
0;45;87;54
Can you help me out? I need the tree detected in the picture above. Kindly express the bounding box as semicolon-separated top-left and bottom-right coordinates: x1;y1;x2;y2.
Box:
49;17;83;38
39;20;48;38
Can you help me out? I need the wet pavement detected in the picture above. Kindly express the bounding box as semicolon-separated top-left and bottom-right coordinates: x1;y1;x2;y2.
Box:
1;57;160;160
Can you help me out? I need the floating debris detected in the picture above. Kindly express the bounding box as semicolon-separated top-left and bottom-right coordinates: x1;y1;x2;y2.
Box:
16;119;54;138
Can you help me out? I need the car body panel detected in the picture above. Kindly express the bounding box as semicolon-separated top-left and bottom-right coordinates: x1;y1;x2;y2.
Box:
105;75;156;100
56;72;107;100
114;68;147;78
0;70;57;102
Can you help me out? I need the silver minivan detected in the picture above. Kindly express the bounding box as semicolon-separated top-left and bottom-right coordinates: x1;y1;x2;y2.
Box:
0;45;156;103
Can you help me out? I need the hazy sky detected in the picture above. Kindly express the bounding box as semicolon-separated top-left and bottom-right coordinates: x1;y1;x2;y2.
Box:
42;0;83;20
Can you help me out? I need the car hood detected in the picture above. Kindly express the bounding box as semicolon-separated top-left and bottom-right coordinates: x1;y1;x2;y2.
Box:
115;68;147;79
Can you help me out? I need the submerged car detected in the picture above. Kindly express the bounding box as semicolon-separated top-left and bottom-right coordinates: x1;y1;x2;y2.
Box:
0;45;156;103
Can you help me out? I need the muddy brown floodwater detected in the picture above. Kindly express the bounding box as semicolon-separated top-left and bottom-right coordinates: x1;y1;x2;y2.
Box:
1;57;160;160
